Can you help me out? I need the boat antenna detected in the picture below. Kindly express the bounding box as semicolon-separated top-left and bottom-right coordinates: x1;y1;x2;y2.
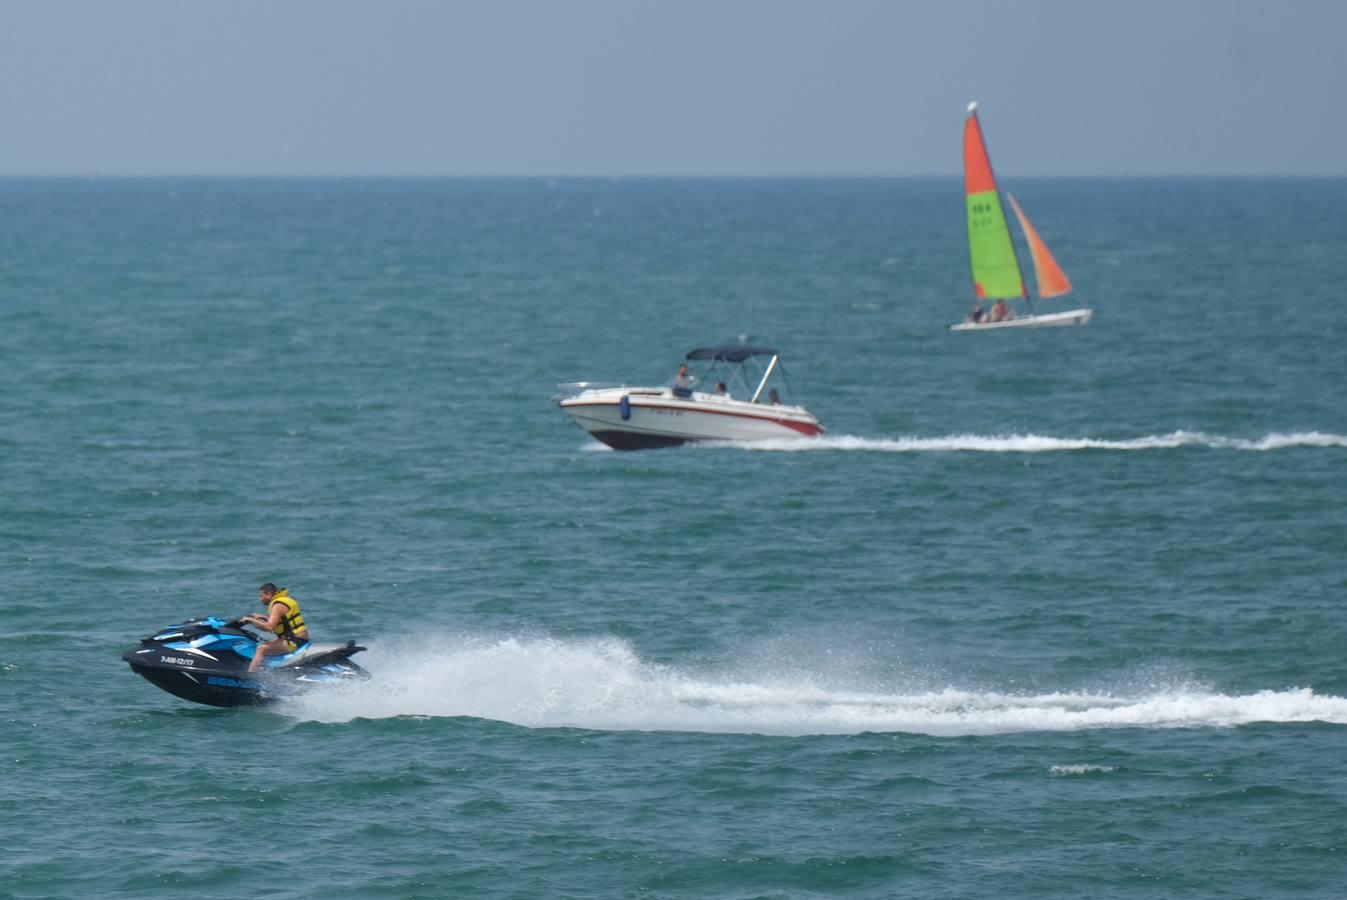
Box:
750;354;780;404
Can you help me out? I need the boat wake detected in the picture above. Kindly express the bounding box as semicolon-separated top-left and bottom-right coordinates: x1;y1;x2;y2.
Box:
283;634;1347;737
705;430;1347;454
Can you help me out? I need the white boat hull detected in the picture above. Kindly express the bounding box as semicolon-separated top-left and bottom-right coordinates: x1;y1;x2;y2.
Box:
558;387;824;450
950;308;1093;331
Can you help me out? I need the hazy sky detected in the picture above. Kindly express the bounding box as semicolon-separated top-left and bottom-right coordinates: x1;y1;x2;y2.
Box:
0;0;1342;176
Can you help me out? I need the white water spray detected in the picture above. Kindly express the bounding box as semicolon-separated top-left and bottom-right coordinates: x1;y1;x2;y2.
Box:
283;633;1347;736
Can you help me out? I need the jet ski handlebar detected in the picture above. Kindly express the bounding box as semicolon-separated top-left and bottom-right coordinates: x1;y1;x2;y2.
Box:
224;615;265;636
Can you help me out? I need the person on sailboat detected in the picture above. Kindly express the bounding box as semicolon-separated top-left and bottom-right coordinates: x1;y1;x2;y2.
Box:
967;303;987;324
990;299;1012;322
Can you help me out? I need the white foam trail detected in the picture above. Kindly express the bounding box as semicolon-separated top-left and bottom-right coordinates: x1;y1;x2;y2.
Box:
1049;764;1118;775
284;634;1347;737
704;431;1347;453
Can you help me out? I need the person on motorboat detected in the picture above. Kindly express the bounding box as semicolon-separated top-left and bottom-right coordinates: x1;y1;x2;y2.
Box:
242;582;311;672
672;363;695;398
990;299;1012;322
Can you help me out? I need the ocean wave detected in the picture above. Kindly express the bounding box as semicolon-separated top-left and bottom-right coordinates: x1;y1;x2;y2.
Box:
284;634;1347;737
706;430;1347;453
1049;764;1118;775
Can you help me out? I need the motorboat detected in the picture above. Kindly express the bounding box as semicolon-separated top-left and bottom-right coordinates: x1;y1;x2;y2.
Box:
123;615;368;707
556;345;824;450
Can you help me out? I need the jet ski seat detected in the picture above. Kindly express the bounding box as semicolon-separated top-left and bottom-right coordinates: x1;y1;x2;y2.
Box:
277;642;339;666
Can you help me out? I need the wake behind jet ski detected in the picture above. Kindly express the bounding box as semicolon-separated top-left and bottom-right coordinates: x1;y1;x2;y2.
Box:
123;615;368;707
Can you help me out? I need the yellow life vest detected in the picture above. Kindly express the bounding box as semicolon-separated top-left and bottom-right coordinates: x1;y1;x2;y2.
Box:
266;589;307;641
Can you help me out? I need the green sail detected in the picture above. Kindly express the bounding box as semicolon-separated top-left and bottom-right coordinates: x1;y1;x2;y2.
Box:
966;189;1024;300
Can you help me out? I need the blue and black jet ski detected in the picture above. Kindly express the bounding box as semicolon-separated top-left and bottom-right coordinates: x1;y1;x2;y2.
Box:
123;616;368;707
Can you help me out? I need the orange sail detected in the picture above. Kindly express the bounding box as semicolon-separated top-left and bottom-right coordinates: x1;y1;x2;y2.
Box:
1006;193;1072;299
963;111;998;196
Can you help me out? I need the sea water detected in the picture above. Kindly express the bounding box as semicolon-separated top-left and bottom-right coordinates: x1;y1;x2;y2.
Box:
2;177;1345;898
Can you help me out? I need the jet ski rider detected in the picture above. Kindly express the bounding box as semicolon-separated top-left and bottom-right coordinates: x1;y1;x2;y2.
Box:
242;582;311;672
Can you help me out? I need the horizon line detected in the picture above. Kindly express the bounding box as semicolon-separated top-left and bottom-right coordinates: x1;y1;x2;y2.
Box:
0;171;1341;180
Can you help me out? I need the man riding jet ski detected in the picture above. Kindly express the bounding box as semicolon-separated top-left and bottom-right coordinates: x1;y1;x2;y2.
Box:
123;604;367;707
240;583;310;672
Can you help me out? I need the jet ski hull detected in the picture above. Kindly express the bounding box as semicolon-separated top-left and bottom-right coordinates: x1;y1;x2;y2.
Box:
123;651;278;707
123;616;368;707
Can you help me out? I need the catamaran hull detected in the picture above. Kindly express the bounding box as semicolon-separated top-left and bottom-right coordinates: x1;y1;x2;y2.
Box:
950;308;1093;331
559;391;824;450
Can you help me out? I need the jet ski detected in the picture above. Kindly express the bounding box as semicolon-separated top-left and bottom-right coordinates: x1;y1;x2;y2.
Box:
123;615;368;707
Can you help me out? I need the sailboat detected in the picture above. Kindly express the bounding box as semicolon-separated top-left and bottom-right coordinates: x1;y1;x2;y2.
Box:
950;101;1092;331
